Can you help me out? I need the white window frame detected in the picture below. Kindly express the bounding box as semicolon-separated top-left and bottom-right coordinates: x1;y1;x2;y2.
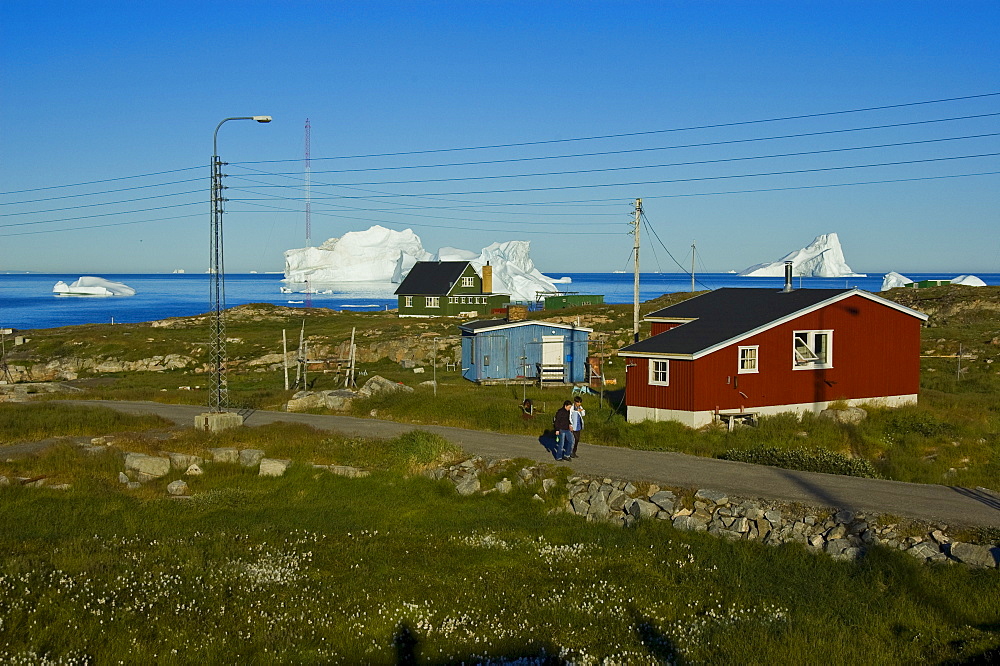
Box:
425;296;440;308
793;330;833;369
649;359;669;386
461;276;475;287
738;346;759;374
403;296;413;308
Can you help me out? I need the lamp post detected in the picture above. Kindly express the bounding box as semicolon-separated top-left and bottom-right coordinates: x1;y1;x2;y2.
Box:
208;116;271;414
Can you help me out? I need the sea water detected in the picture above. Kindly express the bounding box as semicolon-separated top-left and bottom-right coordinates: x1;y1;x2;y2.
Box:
1;272;998;331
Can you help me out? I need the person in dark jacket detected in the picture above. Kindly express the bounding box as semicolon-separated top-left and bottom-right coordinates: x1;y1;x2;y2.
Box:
553;401;574;461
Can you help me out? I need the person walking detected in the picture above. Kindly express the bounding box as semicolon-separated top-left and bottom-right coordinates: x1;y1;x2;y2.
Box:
570;395;586;458
553;400;575;461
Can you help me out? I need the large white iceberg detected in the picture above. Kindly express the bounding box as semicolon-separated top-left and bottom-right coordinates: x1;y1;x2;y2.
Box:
284;226;558;302
53;276;136;297
285;226;431;283
951;275;986;287
881;272;914;291
466;241;558;302
739;233;866;278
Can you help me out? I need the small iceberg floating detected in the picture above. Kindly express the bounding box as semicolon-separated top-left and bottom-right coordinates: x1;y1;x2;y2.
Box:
53;276;136;297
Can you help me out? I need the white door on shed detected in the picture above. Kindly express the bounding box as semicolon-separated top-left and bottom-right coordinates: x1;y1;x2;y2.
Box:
542;335;564;365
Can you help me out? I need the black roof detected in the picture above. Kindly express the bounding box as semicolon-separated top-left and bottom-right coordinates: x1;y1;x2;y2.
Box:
394;261;470;295
459;319;509;331
621;287;853;356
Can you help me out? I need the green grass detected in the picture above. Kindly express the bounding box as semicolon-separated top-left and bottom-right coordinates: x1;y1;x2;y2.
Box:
13;286;1000;491
0;441;998;664
0;403;171;446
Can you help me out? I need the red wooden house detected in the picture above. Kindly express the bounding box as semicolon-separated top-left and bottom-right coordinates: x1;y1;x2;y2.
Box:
618;287;928;427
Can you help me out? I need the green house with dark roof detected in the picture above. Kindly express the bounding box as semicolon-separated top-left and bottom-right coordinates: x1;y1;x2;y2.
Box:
394;261;510;318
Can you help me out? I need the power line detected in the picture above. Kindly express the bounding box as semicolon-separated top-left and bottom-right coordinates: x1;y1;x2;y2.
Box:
233;111;1000;171
231;91;1000;161
0;213;203;237
228;152;1000;199
0;189;204;217
235;132;1000;187
0;201;203;228
0;177;205;206
229;200;622;235
0;165;203;196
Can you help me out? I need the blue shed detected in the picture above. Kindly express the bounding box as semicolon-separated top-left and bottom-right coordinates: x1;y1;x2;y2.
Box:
459;319;592;384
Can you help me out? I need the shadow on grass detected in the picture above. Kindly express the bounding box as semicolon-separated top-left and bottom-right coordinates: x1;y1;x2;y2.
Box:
393;615;679;664
631;609;677;663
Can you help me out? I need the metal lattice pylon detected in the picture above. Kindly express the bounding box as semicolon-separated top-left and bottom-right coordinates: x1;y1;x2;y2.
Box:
208;153;229;412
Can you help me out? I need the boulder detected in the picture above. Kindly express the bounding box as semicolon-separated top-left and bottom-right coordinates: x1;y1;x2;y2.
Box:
571;496;591;515
259;458;292;477
118;472;130;484
185;464;203;476
833;510;855;524
542;478;557;494
358;375;414;398
208;448;240;464
672;515;708;532
949;542;1000;568
167;452;203;470
328;465;369;478
626;498;658;519
286;389;357;412
455;475;481;496
648;491;676;512
906;542;941;561
124;453;170;478
495;478;512;494
694;488;728;505
589;495;611;520
285;391;327;412
239;449;265;467
166;480;189;496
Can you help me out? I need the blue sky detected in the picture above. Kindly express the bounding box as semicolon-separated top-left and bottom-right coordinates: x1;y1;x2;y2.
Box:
2;1;998;275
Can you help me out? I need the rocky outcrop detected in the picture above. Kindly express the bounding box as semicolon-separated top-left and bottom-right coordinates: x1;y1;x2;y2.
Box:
286;389;355;412
4;354;194;382
358;375;414;398
432;457;1000;569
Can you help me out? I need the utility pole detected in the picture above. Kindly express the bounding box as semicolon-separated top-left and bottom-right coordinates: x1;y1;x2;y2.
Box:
0;328;12;384
632;198;642;343
691;241;696;292
282;329;289;391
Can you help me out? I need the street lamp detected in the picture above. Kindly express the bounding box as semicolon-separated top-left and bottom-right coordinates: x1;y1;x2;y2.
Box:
208;116;272;415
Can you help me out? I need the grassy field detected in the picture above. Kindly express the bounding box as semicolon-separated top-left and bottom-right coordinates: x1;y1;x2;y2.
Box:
1;429;998;664
9;286;1000;490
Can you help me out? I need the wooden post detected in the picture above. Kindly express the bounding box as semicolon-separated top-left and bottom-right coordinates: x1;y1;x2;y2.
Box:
346;326;356;389
282;329;289;391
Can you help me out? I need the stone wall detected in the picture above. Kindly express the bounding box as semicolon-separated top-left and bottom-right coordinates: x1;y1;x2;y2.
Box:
431;456;1000;569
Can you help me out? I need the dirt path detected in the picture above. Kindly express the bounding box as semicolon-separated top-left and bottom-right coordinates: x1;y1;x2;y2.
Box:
56;400;1000;528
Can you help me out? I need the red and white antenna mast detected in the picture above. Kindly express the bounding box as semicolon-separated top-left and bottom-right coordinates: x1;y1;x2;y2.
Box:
304;118;312;248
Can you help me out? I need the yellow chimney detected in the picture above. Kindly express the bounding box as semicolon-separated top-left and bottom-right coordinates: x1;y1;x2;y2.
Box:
482;262;493;294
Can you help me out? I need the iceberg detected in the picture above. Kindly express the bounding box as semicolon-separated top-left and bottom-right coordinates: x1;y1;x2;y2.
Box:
951;275;986;287
739;233;866;278
53;276;136;297
880;272;913;291
283;226;558;302
284;226;431;283
465;240;558;302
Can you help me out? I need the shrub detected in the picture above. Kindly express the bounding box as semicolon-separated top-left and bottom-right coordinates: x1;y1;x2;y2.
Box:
720;446;880;478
